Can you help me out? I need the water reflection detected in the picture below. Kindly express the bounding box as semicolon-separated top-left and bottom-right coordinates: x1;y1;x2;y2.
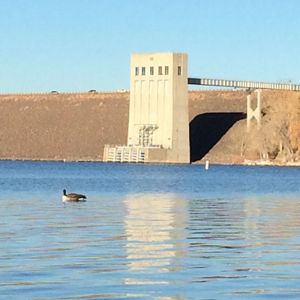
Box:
187;195;300;297
188;196;300;246
124;194;187;285
1;161;300;299
244;196;300;242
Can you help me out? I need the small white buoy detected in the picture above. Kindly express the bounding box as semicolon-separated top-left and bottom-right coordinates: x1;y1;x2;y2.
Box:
205;160;209;170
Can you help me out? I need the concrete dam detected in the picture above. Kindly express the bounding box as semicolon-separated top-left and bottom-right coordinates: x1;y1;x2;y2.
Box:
103;52;300;164
0;52;299;164
0;89;298;164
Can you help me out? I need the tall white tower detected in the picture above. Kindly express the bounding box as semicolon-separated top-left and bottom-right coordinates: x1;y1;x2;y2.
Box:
127;52;190;163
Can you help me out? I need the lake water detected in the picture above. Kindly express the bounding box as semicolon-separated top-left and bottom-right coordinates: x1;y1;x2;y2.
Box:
0;161;300;299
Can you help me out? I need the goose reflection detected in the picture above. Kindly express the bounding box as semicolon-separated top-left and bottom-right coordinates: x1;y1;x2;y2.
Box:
124;193;187;277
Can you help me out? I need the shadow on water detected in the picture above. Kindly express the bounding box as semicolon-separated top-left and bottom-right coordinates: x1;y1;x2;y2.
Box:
189;112;246;162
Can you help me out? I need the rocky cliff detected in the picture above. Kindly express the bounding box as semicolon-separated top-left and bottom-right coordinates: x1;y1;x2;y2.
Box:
190;90;300;165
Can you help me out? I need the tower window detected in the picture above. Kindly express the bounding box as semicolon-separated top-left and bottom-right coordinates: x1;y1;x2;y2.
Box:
158;66;163;75
178;66;182;76
135;67;139;76
150;66;154;75
165;66;169;75
141;67;146;75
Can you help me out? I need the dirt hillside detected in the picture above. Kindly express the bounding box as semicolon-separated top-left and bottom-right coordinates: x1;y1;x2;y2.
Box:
190;90;300;164
0;90;299;164
0;92;128;161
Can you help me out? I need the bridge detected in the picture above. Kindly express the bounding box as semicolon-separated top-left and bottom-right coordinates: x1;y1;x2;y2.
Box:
188;77;300;91
103;52;300;164
188;77;300;133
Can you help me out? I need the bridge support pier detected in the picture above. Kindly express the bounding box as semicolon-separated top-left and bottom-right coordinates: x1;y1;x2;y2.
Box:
247;89;261;131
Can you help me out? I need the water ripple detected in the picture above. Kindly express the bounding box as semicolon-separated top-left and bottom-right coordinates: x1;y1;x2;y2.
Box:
1;162;300;299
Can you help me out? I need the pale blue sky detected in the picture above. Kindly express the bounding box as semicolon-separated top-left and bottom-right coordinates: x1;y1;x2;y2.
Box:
0;0;299;92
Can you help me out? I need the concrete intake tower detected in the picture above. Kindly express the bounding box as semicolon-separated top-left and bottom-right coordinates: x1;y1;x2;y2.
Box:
104;52;190;163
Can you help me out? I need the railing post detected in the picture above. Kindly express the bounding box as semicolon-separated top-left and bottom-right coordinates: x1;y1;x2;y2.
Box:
247;89;262;132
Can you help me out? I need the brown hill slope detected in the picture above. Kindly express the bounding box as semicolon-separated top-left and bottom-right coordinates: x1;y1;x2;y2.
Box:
243;90;300;164
191;90;300;164
0;92;129;161
0;90;299;164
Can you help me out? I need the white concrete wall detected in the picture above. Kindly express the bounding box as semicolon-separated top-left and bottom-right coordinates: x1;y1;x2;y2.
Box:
171;53;190;163
127;52;189;163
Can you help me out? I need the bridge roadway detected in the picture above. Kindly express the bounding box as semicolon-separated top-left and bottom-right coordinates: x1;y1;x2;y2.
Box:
188;77;300;91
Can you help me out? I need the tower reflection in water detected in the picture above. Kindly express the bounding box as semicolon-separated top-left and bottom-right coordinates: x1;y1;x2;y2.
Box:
124;193;187;285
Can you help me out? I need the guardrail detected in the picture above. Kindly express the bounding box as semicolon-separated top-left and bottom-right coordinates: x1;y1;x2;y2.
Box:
0;90;129;96
103;145;146;163
188;78;300;91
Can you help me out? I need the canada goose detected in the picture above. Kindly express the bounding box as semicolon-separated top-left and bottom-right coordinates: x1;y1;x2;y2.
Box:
62;189;87;202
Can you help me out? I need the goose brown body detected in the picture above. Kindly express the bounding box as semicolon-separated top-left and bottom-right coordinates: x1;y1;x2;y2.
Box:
62;189;87;202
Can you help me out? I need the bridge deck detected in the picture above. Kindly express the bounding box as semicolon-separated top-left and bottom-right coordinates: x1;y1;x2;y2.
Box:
188;78;300;91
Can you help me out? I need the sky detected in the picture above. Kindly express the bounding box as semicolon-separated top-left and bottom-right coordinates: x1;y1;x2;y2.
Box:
0;0;300;93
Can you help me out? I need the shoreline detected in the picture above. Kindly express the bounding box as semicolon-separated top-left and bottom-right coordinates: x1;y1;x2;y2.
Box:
197;159;300;167
0;157;299;167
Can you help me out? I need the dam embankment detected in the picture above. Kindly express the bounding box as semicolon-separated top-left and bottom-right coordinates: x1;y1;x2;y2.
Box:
0;92;129;161
0;90;299;164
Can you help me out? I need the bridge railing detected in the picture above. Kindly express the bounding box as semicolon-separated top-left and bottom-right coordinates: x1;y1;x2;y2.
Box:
188;78;300;91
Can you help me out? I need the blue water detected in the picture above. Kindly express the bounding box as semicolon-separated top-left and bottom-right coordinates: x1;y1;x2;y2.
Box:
0;161;300;299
